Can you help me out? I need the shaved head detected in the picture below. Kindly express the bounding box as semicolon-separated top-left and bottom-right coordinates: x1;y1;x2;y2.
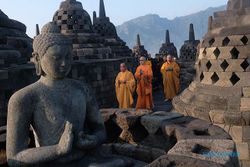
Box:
120;63;126;67
139;56;146;65
166;54;172;62
120;63;127;72
139;56;146;61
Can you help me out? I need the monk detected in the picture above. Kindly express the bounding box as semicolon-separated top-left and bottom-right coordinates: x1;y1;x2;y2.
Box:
135;56;154;110
161;55;180;101
115;63;135;109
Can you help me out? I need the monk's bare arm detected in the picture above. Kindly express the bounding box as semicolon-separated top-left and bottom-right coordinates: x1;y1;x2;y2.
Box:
7;92;62;166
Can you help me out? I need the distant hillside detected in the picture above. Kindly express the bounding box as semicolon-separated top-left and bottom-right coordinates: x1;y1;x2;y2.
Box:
116;5;226;55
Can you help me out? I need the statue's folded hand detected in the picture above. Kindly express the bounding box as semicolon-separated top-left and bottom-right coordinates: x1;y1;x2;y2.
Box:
77;132;98;150
56;121;74;156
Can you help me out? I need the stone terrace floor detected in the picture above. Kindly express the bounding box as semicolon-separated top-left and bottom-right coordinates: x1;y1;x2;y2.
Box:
152;88;173;112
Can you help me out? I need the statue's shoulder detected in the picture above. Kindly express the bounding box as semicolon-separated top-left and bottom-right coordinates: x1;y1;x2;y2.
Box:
9;81;40;106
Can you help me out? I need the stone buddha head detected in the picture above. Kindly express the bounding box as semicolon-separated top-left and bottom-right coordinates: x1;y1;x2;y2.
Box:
32;22;73;79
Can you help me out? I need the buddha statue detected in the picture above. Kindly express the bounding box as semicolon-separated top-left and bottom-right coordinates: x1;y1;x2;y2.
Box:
6;22;130;167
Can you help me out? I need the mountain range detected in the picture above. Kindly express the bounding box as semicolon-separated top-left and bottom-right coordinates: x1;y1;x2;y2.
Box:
116;5;226;55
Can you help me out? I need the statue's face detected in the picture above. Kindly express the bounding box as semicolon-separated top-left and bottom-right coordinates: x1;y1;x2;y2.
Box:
40;44;73;79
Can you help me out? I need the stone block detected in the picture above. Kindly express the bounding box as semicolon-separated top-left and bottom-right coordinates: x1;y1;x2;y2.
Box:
224;112;245;126
209;110;225;124
243;87;250;97
205;47;218;60
242;112;250;126
242;126;250;141
104;143;165;164
228;35;245;46
208;59;223;72
163;117;230;141
213;72;234;87
238;45;250;59
225;59;245;72
141;111;183;135
228;126;243;142
241;98;250;111
201;72;213;85
215;47;232;59
236;72;250;87
240;160;250;167
168;139;236;167
235;142;249;160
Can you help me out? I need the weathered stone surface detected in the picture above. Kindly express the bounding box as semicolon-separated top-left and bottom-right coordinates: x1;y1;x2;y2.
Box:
241;98;250;111
115;109;152;144
168;139;238;167
240;160;250;167
243;87;250;97
162;117;231;141
235;142;249;160
100;108;120;122
140;134;176;151
116;110;152;130
229;126;243;142
103;143;166;164
224;112;246;126
141;111;183;135
146;155;224;167
209;110;225;124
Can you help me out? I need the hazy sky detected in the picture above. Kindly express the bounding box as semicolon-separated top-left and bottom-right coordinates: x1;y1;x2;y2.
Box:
1;0;227;37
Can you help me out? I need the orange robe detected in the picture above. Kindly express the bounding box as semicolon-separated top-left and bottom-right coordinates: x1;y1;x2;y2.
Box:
135;65;153;110
115;70;136;109
161;61;180;99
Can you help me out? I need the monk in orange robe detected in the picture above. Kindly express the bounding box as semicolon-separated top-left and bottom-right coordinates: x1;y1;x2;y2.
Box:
161;55;180;101
135;57;154;110
115;63;136;109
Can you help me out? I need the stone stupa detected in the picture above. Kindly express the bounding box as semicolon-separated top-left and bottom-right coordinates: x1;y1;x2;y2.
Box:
0;10;32;68
52;0;111;59
92;0;132;58
132;34;148;59
179;24;200;89
173;0;250;165
52;0;131;60
156;30;178;58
